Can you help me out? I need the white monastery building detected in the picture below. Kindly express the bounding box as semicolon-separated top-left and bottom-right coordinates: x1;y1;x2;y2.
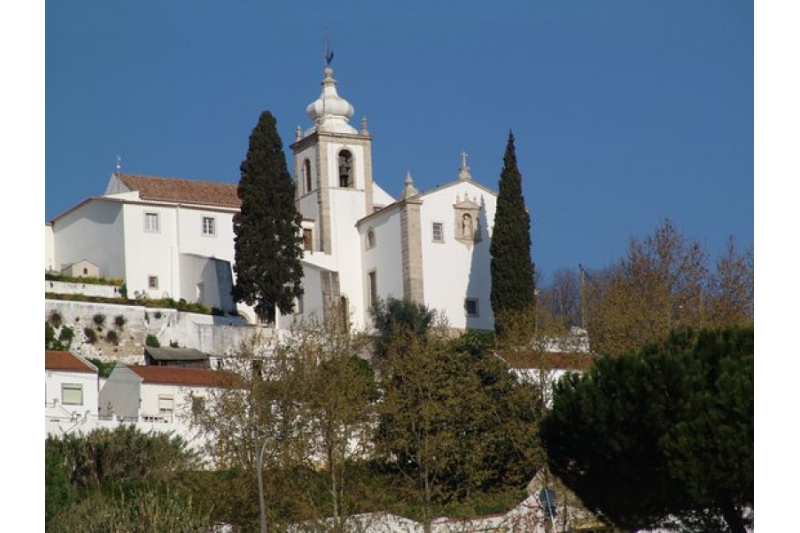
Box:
45;65;500;331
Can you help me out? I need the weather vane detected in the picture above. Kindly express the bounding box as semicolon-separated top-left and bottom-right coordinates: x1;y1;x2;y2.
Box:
324;34;334;67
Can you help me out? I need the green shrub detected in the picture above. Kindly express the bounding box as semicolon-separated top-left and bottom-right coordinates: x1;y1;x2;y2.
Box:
114;315;127;330
105;330;119;345
45;272;124;286
84;327;98;344
146;334;160;348
93;314;106;328
49;310;64;329
119;283;128;299
59;326;75;348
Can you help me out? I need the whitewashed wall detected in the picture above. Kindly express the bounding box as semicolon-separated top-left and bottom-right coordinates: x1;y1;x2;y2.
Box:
45;369;100;421
419;182;497;331
51;200;126;280
45;280;123;298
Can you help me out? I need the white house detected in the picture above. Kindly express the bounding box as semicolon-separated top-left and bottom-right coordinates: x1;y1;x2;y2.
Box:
45;351;100;426
99;364;232;426
46;63;503;332
46;173;240;316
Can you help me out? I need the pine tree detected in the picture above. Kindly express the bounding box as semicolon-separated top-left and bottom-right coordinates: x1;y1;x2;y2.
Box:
233;111;304;323
490;131;536;341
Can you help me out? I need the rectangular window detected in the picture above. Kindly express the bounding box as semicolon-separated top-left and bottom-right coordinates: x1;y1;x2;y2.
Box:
303;228;313;251
202;216;216;236
368;271;378;306
158;395;174;420
148;275;159;290
144;212;160;233
62;384;83;405
432;222;444;243
465;298;479;317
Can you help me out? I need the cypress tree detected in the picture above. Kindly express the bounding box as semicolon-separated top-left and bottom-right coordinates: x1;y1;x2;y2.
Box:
233;110;304;323
490;131;536;340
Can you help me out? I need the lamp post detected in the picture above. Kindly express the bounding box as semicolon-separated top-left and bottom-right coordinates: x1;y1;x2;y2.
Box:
255;431;270;533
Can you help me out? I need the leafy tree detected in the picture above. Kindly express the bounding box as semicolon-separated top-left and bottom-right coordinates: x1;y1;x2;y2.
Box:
490;131;536;342
539;326;753;533
233;110;304;323
584;219;754;355
376;325;541;527
369;297;435;364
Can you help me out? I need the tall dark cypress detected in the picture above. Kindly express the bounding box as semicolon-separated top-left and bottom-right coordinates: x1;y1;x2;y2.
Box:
490;131;536;339
232;111;304;322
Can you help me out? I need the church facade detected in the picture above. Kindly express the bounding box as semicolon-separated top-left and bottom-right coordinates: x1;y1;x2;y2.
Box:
45;65;500;332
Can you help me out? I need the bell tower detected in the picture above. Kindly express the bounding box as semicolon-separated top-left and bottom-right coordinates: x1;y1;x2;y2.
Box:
291;65;375;255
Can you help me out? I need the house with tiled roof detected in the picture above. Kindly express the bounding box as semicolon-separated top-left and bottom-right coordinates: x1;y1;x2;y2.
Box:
45;350;100;426
45;172;240;316
99;364;237;426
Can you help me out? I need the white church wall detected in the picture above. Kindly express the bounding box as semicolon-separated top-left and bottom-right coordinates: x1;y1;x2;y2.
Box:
174;206;236;264
121;203;178;300
419;183;497;331
52;200;126;280
361;210;405;313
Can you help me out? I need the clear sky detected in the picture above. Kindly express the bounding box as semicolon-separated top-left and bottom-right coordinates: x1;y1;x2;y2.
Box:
44;0;753;281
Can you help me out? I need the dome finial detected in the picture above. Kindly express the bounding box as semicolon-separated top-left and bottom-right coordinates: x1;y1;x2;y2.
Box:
305;61;356;134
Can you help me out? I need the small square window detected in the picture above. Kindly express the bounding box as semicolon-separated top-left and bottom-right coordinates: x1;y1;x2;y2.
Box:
62;384;83;406
366;229;376;249
144;212;160;233
465;298;479;317
202;216;216;236
148;276;159;290
432;222;444;243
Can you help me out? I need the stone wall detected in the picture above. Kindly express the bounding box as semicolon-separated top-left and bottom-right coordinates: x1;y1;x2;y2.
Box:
45;299;273;362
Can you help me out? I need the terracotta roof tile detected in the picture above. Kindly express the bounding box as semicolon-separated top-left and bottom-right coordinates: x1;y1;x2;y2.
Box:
115;173;240;208
496;350;596;371
45;351;97;373
127;365;239;387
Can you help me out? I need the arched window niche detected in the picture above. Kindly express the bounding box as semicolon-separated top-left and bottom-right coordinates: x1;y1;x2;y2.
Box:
338;149;354;188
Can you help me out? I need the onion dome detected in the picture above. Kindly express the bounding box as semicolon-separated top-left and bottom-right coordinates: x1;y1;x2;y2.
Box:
306;67;357;134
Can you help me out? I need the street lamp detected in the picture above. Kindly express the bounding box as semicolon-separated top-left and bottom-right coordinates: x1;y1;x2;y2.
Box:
255;431;270;533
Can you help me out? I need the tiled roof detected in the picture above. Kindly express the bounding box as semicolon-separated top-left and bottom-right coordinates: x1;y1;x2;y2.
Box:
45;351;97;373
127;365;238;387
114;173;240;208
145;347;209;362
496;350;596;371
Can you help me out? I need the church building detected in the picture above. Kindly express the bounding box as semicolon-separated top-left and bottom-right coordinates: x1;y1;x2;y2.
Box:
45;64;500;332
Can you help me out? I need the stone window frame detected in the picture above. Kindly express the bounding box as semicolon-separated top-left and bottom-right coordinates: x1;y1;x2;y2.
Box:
367;270;378;307
338;148;355;188
432;221;445;243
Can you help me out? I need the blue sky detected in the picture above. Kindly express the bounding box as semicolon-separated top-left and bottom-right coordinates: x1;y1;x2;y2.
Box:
44;0;753;280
